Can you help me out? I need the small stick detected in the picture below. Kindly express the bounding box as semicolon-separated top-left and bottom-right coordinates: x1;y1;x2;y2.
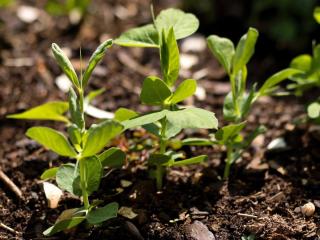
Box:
237;213;258;219
0;222;21;235
0;168;23;200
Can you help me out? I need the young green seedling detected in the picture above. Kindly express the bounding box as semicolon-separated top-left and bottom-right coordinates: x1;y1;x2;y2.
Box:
8;41;126;236
115;8;218;189
207;28;301;179
287;8;320;120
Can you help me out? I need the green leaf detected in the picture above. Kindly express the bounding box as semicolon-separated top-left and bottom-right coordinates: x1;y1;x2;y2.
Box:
69;88;84;129
56;163;81;196
40;167;59;180
121;110;168;130
114;108;138;122
155;8;199;39
85;88;105;105
160;27;180;87
43;208;85;236
169;79;197;104
148;154;171;166
181;138;213;146
242;125;266;149
223;92;237;122
290;54;312;72
98;147;126;168
26;127;77;157
215;122;246;145
81;120;123;157
258;68;302;97
86;202;118;224
239;84;256;119
314;7;320;24
7;101;69;123
308;102;320;119
83;156;102;195
51;43;79;88
140;76;172;105
67;124;82;151
115;24;159;48
165;108;218;138
82;40;113;87
207;35;235;74
232;28;258;74
167;155;207;167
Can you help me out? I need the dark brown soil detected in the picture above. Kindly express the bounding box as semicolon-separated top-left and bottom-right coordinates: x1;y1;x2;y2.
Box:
1;1;320;240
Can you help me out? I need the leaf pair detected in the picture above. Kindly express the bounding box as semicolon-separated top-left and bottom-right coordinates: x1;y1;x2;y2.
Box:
115;8;199;48
52;40;113;90
122;107;218;139
26;120;123;158
44;202;118;236
140;76;196;106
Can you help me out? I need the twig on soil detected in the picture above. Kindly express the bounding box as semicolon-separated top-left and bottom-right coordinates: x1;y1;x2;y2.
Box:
0;168;23;200
0;222;21;235
237;213;258;219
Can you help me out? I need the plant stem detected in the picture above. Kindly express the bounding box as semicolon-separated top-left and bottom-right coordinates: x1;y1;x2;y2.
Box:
223;145;233;180
155;118;167;190
230;74;241;120
79;157;90;209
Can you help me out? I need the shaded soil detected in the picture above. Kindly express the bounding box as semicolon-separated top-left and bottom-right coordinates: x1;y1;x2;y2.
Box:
1;1;320;239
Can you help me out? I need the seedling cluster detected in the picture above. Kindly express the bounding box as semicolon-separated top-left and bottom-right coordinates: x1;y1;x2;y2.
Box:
7;6;310;236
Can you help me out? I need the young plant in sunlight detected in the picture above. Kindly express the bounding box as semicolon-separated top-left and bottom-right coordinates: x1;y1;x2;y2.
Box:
115;8;218;189
286;8;320;121
8;41;125;236
206;28;301;179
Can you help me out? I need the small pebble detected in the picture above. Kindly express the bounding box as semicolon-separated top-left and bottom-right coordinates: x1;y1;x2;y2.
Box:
301;202;315;217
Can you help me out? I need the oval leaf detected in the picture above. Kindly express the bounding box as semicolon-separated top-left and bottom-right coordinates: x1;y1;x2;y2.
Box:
258;68;302;97
41;167;59;180
140;76;172;105
83;156;102;195
308;102;320;119
86;202;119;224
98;147;126;168
7;101;69;123
232;28;259;74
207;35;235;74
169;79;197;104
155;8;199;39
115;24;159;48
26;127;77;157
81;120;123;157
165;108;218;138
121;110;168;130
56;163;81;196
114;108;138;122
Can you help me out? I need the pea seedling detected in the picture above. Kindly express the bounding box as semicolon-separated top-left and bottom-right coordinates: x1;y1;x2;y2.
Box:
287;8;320;120
207;28;301;179
8;41;126;236
115;8;218;189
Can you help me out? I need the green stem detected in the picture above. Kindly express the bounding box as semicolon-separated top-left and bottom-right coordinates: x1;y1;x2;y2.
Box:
79;157;90;209
223;145;233;180
155;118;167;190
230;74;241;119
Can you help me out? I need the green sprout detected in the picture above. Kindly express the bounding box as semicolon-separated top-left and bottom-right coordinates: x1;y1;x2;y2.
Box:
115;8;218;189
207;28;301;179
8;40;125;235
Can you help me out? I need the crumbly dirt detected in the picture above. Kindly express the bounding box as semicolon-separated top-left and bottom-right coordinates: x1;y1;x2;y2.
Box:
1;1;320;239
